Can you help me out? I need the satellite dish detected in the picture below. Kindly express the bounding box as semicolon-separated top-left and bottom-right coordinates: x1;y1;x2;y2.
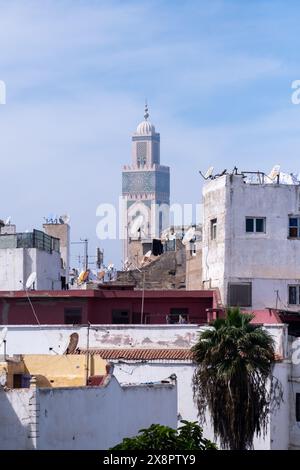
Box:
107;263;114;270
268;165;281;181
130;215;144;236
59;214;71;224
144;250;152;259
199;166;214;180
0;327;8;346
204;166;214;179
4;216;11;225
182;227;196;245
25;272;37;289
64;332;79;354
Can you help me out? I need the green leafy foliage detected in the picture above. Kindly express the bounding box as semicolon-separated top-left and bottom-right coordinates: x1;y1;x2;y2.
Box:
110;420;217;450
192;307;283;450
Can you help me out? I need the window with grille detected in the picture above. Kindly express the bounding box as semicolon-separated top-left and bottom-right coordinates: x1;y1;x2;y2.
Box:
288;285;300;305
289;217;300;238
228;283;252;307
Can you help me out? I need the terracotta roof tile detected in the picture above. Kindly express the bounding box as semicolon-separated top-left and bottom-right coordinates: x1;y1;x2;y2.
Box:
76;348;194;361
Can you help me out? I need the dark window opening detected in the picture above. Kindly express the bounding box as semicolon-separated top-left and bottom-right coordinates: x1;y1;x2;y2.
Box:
296;393;300;422
167;308;189;324
228;283;252;307
246;218;254;232
289;217;300;238
13;374;22;388
246;217;266;233
64;308;82;324
112;310;129;324
289;285;300;305
152;239;163;256
210;219;217;240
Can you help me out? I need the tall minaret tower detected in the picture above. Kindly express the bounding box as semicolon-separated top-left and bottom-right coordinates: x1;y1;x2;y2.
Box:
122;103;170;265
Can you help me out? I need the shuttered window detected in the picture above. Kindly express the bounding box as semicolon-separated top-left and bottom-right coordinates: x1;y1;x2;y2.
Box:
228;283;252;307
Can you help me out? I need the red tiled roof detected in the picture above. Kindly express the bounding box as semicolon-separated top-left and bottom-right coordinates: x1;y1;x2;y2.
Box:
250;309;283;325
76;348;194;361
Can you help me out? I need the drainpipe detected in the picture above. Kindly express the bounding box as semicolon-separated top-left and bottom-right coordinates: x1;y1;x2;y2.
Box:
28;376;40;450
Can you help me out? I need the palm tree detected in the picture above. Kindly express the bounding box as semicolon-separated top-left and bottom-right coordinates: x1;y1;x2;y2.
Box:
192;307;282;450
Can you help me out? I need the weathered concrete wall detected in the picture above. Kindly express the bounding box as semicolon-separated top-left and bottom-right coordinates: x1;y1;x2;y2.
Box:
43;223;70;284
0;248;61;291
0;324;287;358
202;174;300;309
0;376;177;449
0;388;34;449
117;246;186;290
0;324;202;356
186;246;202;290
202;176;227;297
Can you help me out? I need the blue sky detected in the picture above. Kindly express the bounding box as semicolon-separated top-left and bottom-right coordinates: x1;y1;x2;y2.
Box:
1;0;300;267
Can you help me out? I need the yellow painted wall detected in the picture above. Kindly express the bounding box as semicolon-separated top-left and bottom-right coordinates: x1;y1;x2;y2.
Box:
5;355;107;388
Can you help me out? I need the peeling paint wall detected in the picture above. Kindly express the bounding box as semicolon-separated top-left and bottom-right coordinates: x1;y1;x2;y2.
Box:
0;324;288;358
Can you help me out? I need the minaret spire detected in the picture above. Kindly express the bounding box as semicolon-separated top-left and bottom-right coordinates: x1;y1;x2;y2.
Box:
144;100;149;121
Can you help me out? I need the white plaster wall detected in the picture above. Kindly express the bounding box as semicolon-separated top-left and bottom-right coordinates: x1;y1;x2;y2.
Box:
269;362;290;450
0;388;34;450
113;361;195;422
37;376;177;449
0;248;61;291
113;360;294;450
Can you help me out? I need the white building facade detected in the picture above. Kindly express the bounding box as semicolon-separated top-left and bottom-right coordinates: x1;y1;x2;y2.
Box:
0;374;177;450
1;323;298;449
202;173;300;311
0;227;61;291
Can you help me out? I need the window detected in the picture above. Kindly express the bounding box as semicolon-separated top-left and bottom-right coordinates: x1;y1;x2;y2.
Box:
112;310;129;324
296;393;300;422
167;308;189;324
288;285;300;305
210;219;217;240
246;217;266;233
228;283;252;307
289;217;300;238
64;308;82;324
